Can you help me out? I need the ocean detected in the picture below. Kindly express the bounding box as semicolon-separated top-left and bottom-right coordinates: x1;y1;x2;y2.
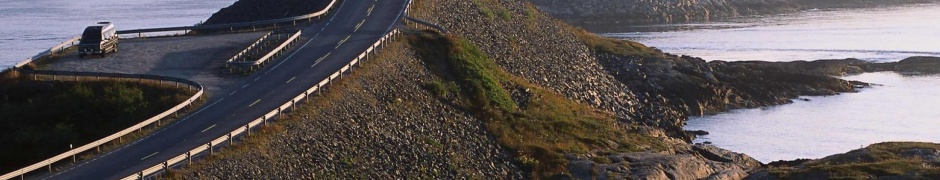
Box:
608;3;940;162
0;0;236;69
607;4;940;62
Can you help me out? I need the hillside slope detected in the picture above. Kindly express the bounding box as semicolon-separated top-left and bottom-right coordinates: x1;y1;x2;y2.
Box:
170;0;940;179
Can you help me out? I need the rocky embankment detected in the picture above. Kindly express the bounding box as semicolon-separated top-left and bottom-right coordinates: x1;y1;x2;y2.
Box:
176;40;522;179
171;0;940;179
529;0;940;31
203;0;329;25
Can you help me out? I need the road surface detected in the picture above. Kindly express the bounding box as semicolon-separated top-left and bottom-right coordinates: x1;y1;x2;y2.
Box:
46;32;268;96
43;0;408;179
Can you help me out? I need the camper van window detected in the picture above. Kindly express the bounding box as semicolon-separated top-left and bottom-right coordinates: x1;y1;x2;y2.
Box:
81;26;103;44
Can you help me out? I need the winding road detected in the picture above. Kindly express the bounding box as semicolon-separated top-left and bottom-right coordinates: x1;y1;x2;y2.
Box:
43;0;408;179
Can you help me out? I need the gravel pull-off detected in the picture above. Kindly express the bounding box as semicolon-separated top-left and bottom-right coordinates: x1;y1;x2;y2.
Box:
175;39;522;179
45;32;268;97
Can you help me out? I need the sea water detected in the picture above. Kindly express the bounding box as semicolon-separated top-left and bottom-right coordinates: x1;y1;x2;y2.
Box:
0;0;236;69
607;4;940;162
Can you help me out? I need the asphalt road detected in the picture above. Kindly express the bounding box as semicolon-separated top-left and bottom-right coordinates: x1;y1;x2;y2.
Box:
43;0;408;179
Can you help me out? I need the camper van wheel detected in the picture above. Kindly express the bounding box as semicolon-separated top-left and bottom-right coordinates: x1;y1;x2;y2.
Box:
100;53;106;58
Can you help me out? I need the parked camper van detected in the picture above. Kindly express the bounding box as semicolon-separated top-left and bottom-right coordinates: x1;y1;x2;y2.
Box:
78;22;118;58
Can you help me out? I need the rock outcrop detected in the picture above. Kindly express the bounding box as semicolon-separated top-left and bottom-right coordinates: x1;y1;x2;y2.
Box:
203;0;329;25
754;142;940;179
565;143;762;180
598;53;867;118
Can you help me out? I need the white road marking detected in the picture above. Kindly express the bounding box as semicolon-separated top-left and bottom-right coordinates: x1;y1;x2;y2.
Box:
286;76;297;83
140;152;159;161
242;84;250;89
201;124;217;133
335;35;351;49
248;99;261;107
229;91;238;96
355;19;366;32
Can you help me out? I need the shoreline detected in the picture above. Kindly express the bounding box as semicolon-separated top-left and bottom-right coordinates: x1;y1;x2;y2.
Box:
686;70;940;163
530;0;940;32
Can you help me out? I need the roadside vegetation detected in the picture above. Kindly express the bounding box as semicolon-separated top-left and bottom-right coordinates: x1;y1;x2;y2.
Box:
408;31;664;178
0;77;192;173
768;142;940;179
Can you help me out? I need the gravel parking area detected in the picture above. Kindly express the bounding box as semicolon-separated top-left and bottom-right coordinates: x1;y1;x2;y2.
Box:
45;32;269;97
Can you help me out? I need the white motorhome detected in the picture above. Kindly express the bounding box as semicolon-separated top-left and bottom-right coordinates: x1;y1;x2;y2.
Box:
78;22;118;58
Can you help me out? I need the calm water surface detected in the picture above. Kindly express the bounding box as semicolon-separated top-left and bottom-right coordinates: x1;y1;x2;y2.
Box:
0;0;236;69
607;4;940;62
686;73;940;162
607;4;940;162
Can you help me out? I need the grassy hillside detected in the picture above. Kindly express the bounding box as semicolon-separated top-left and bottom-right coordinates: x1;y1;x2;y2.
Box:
409;31;664;178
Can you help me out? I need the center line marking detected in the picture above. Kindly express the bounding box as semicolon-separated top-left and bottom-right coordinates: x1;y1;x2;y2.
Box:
201;124;217;133
140;152;159;161
229;91;238;96
248;99;261;107
242;84;249;89
355;19;366;32
286;76;297;83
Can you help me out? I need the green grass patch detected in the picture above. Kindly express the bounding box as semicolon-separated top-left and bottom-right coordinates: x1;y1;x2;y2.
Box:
407;30;664;178
472;0;513;21
496;8;512;21
572;28;665;58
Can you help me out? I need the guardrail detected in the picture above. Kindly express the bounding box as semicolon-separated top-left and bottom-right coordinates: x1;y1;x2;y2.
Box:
0;0;341;179
0;69;204;180
226;30;303;70
224;32;273;64
123;28;404;180
404;16;448;34
116;0;337;38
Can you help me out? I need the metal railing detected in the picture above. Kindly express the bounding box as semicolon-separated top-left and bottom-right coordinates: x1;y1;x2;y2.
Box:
0;69;204;180
224;32;274;64
116;0;338;38
404;16;448;34
123;28;404;180
227;30;303;68
0;0;340;179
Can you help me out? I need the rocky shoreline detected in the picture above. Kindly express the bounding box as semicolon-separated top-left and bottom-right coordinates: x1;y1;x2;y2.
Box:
170;0;940;179
529;0;940;32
